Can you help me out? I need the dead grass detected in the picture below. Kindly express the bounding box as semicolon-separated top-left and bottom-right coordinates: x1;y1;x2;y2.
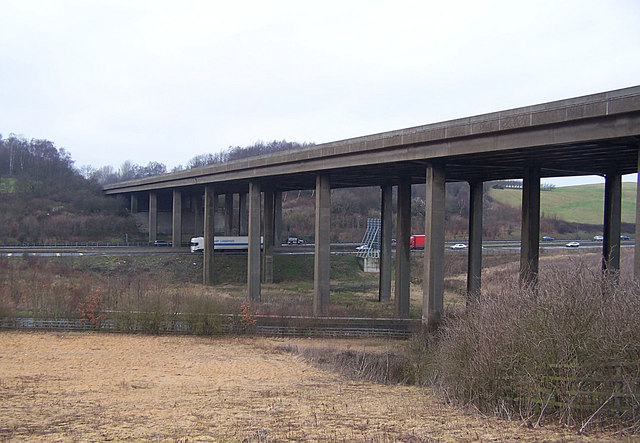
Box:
0;331;610;442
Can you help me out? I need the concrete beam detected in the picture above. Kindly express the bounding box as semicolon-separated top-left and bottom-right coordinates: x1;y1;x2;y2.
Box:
172;189;182;248
148;191;157;244
193;194;203;237
203;185;215;286
248;182;261;301
467;180;483;299
239;192;248;236
520;167;541;286
635;149;640;280
213;193;219;223
225;193;234;235
603;172;622;272
395;177;411;317
130;194;138;214
263;189;274;284
314;174;331;316
423;164;446;325
379;184;392;302
274;191;283;245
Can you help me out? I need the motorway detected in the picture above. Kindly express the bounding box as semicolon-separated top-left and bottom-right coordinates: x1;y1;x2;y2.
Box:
0;240;635;257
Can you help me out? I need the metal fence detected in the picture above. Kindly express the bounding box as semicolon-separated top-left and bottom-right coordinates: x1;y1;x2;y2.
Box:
1;315;420;339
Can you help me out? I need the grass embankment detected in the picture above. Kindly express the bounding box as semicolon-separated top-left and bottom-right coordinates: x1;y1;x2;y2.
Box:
0;247;622;322
0;253;392;321
0;247;544;322
489;182;637;226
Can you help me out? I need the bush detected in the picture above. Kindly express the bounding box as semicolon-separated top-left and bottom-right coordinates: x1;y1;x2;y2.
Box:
282;343;415;384
433;266;640;429
182;294;226;335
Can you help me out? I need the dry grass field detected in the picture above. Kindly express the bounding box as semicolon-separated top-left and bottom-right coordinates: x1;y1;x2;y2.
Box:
0;331;620;442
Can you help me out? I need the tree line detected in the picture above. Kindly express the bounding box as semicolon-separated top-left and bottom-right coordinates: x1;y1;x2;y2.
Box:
0;135;76;186
0;135;137;244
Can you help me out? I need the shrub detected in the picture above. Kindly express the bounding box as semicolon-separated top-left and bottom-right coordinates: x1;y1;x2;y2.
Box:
77;292;106;326
182;293;226;335
433;265;640;429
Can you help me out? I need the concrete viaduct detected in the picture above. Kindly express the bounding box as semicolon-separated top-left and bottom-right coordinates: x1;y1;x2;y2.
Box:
104;85;640;325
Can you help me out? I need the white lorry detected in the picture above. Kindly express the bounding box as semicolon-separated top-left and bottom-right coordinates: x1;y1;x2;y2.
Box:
190;236;263;252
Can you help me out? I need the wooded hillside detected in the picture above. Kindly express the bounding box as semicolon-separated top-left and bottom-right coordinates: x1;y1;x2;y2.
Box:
0;135;140;244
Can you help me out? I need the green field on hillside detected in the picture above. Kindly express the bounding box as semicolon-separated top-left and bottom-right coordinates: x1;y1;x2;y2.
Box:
489;182;637;225
0;177;16;193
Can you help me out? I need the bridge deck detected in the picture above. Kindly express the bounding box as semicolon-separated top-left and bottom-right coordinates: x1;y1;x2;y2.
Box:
104;85;640;193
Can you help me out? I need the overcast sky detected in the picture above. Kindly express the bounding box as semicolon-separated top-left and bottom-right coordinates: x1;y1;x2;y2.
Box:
2;0;639;185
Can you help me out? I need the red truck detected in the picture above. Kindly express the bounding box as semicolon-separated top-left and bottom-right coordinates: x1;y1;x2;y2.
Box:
410;235;425;250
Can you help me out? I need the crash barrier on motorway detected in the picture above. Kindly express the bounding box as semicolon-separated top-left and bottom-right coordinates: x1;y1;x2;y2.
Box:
0;242;149;248
1;315;420;339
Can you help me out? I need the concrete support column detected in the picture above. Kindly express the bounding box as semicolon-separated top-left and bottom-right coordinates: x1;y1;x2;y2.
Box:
635;150;640;279
274;191;283;245
467;181;483;299
239;192;248;236
225;193;234;235
193;194;203;237
423;164;446;326
148;191;157;244
313;174;331;317
603;172;622;272
395;177;411;318
379;184;393;302
247;182;261;301
130;194;138;214
520;167;541;286
263;189;275;284
203;185;215;286
172;189;182;248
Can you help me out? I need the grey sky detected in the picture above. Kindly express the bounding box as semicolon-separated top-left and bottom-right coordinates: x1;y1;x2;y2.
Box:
1;0;639;186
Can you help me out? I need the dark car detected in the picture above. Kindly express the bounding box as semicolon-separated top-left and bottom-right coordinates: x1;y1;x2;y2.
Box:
541;236;554;241
153;240;172;247
621;235;630;240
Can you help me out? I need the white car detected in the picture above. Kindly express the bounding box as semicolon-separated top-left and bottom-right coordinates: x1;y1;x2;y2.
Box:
450;243;467;250
565;241;580;248
593;235;603;241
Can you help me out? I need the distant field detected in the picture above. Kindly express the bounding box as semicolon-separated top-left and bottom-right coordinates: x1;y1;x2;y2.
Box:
489;182;637;225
